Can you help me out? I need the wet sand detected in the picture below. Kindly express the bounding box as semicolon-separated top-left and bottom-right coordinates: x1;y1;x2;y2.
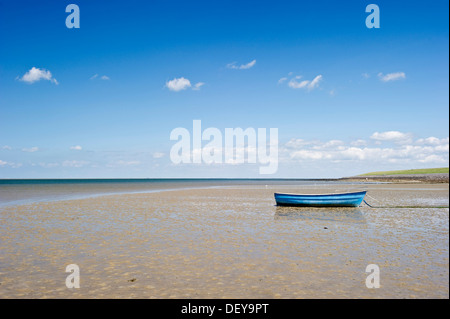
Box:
0;183;448;298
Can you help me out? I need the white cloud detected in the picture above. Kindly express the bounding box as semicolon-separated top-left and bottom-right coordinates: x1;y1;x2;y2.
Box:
22;146;39;152
287;75;323;91
153;152;165;159
291;149;329;160
192;82;205;90
19;67;58;85
285;138;321;149
166;77;192;91
281;133;449;167
419;155;447;163
38;162;60;168
91;74;110;80
338;147;368;160
370;131;413;144
2;145;12;150
350;139;367;147
70;145;82;150
316;140;344;149
62;160;89;168
278;77;288;84
288;76;309;89
166;78;205;92
227;59;256;70
106;160;141;167
240;60;256;69
117;160;140;166
416;137;448;146
308;75;323;90
378;72;406;82
0;160;22;168
362;73;370;79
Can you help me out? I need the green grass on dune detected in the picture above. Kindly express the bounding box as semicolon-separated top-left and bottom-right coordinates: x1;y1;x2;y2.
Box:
359;167;449;176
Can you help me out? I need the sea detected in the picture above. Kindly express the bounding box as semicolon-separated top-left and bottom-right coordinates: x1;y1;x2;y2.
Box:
0;178;364;208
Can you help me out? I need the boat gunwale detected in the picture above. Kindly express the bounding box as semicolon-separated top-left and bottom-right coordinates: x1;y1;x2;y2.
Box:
274;190;367;197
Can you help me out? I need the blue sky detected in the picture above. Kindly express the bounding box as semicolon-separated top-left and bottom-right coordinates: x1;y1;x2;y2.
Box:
0;0;448;178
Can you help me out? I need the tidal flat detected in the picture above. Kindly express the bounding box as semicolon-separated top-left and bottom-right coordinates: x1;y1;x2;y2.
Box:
0;183;448;298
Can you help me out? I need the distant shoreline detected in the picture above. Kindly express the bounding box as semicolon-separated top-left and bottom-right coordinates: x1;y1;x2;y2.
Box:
0;175;449;184
341;173;449;184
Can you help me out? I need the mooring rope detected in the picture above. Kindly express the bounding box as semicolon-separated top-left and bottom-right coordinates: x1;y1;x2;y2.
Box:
366;193;380;203
363;199;376;208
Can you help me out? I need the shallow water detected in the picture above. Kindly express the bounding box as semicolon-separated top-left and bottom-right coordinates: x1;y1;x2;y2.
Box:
0;182;448;298
0;179;358;207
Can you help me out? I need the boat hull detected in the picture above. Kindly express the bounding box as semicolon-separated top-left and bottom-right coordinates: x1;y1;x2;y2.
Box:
274;191;367;207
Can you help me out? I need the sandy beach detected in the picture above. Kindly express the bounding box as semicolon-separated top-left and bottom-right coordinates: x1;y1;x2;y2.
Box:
0;183;448;299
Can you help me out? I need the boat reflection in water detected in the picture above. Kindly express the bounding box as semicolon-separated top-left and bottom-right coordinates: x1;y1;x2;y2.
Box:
274;206;366;224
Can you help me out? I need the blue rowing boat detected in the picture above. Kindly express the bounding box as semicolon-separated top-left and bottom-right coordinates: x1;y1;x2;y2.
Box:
274;191;367;207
